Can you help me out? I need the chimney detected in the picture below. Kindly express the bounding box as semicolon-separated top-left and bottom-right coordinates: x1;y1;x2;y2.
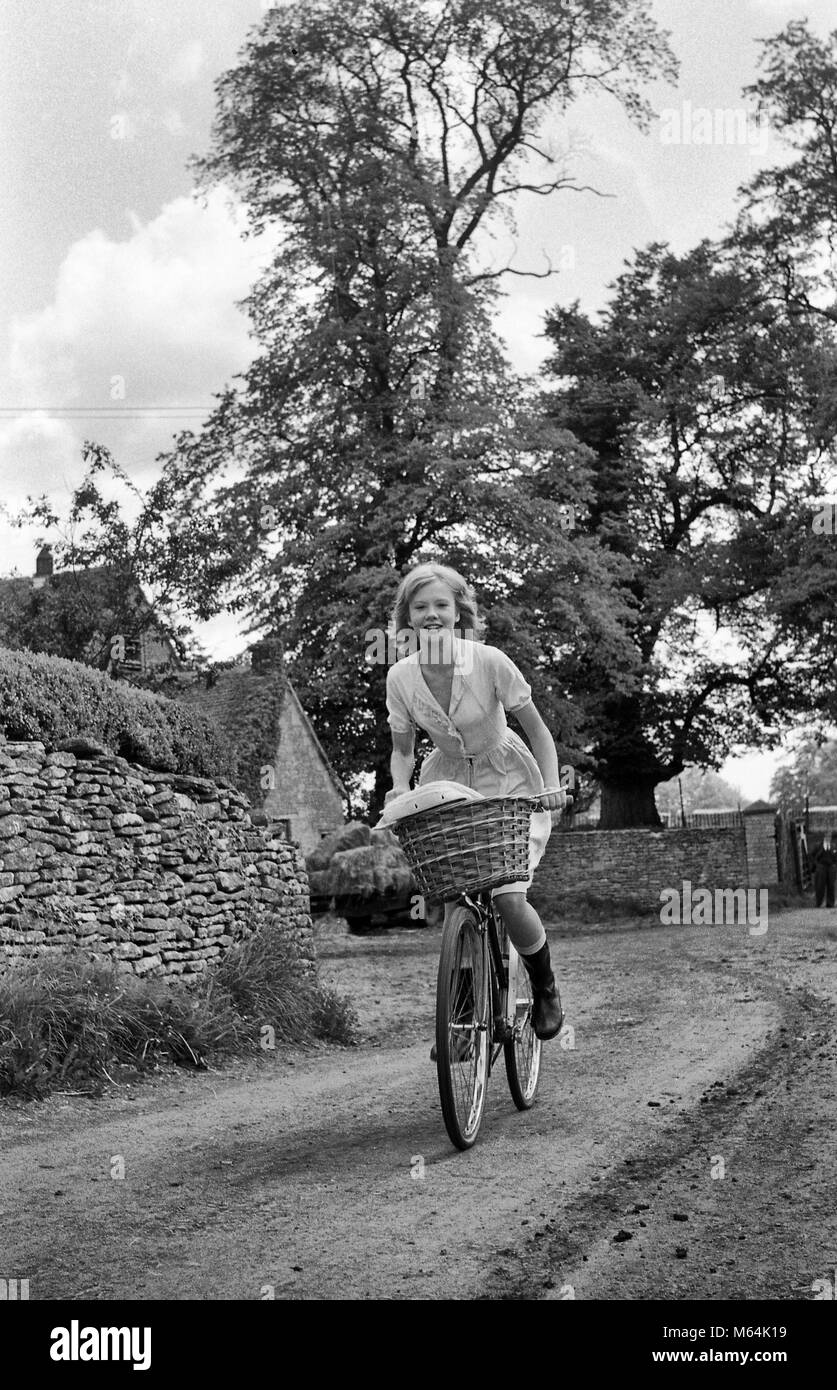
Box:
35;545;54;579
250;636;284;674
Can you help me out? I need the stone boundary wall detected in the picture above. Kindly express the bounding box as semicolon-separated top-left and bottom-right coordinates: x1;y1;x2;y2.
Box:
0;737;313;980
532;825;750;913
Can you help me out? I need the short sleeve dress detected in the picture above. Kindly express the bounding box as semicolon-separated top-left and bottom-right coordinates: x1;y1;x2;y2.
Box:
385;637;551;896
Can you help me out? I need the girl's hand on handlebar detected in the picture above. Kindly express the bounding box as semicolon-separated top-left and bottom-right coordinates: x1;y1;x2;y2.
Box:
537;786;572;814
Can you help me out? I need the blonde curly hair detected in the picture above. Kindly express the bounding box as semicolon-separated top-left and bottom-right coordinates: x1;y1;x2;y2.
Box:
391;563;486;643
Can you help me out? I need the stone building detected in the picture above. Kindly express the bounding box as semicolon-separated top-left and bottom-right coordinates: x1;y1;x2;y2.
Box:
0;550;346;853
172;643;346;854
0;545;181;677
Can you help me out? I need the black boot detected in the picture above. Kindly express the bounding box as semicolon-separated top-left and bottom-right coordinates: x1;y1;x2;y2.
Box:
520;941;564;1040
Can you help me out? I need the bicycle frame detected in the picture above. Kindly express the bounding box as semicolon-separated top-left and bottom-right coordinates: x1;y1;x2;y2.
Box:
458;889;521;1071
426;814;551;1147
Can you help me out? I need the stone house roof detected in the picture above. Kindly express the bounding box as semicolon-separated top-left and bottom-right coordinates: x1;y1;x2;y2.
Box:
144;648;347;812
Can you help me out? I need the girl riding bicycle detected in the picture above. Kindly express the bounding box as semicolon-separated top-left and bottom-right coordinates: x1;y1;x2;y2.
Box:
384;562;568;1040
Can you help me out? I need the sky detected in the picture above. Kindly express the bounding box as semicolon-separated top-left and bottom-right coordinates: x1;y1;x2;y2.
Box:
1;0;835;800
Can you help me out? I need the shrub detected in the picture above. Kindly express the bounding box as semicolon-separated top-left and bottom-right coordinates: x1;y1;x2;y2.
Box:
211;927;359;1044
0;644;229;778
210;928;317;1040
310;985;360;1045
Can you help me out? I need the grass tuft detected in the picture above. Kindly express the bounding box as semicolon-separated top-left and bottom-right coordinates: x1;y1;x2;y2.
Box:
0;919;358;1099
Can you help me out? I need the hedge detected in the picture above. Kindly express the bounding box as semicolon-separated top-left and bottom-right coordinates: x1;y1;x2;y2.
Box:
0;645;231;779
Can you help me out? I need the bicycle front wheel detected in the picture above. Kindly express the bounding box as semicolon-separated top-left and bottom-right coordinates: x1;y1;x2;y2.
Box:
436;904;490;1150
504;942;542;1109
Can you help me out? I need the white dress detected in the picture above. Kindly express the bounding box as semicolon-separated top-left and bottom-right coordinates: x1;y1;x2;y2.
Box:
385;637;551;895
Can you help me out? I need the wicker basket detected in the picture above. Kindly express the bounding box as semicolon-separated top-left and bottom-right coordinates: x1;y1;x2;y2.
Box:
390;796;539;902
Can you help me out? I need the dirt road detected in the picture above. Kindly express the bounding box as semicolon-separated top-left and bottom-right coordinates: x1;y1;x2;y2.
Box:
1;907;835;1300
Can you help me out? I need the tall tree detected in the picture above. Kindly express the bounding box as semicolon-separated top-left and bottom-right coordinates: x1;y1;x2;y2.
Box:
655;766;744;823
737;19;837;323
152;0;675;813
542;237;837;825
770;735;837;818
732;20;837;473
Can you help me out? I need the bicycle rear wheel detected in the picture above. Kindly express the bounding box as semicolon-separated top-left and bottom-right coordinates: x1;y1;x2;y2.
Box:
503;941;542;1110
436;904;490;1150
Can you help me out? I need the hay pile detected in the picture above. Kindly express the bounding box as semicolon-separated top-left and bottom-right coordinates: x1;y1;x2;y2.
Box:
331;845;414;903
306;869;335;901
305;820;371;872
304;820;417;917
370;826;401;850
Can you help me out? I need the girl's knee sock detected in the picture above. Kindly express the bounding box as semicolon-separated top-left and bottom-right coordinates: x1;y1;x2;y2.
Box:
506;902;546;955
516;925;547;955
495;897;546;955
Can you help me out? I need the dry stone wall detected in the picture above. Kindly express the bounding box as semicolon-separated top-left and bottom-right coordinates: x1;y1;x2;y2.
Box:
532;825;750;913
0;736;313;980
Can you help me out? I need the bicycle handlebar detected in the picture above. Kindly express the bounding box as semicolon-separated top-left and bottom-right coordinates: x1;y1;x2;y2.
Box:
462;791;573;812
530;790;573;807
378;789;573;830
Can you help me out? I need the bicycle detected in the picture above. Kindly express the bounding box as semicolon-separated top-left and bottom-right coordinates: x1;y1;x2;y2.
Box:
391;792;568;1150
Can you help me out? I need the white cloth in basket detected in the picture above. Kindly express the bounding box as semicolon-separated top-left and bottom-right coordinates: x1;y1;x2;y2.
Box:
377;780;484;827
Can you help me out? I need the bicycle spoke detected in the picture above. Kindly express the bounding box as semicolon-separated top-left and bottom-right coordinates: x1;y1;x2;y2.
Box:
502;929;542;1109
436;908;490;1148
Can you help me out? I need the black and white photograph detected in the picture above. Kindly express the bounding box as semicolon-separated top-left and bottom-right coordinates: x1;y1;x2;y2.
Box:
1;0;836;1353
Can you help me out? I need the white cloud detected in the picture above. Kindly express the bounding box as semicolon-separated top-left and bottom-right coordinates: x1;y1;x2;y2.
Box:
1;185;278;582
160;107;186;135
6;186;275;410
166;39;205;86
719;750;781;803
0;415;81;576
111;68;131;101
0;415;79;505
748;0;837;22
